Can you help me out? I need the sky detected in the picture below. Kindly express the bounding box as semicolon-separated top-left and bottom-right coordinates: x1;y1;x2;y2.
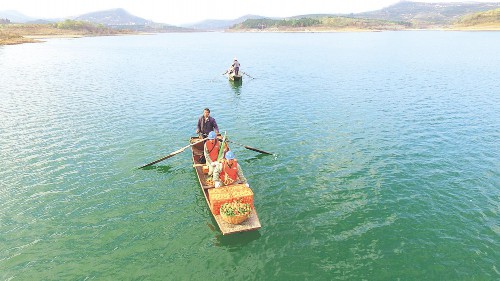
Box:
0;0;497;25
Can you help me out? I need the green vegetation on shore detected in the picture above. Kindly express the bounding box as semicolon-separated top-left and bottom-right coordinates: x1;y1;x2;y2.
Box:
453;8;500;30
1;6;499;45
237;18;321;29
231;16;412;31
230;16;413;31
230;8;499;32
54;19;112;33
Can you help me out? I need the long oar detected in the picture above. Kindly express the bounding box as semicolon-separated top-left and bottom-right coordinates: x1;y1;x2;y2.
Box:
226;139;273;155
241;71;255;79
139;137;207;169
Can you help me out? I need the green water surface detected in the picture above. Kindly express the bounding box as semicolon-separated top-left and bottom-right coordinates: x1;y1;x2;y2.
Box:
1;32;499;280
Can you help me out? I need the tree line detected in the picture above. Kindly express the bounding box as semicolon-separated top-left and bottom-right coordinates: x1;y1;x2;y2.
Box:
236;18;321;29
233;16;412;30
53;19;109;32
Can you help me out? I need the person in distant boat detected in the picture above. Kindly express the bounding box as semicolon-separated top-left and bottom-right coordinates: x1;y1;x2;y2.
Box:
213;151;248;188
204;131;222;176
231;58;240;76
196;108;219;139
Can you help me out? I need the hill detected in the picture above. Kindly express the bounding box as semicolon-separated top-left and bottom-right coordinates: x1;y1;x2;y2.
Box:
230;17;411;32
0;10;35;23
75;8;151;26
182;15;266;30
74;8;195;32
2;1;500;42
354;1;500;28
453;8;500;29
229;1;500;31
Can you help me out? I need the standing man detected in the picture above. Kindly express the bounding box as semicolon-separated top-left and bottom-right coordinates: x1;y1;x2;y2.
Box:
232;58;240;76
196;108;219;139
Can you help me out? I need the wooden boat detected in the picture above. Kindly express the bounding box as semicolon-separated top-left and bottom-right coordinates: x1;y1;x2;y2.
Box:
190;136;261;235
229;72;242;82
226;68;242;82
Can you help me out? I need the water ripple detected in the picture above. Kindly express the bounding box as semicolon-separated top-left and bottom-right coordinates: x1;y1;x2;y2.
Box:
1;32;499;280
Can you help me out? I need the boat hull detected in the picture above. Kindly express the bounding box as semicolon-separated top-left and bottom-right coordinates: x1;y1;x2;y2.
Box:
229;73;242;81
190;137;261;235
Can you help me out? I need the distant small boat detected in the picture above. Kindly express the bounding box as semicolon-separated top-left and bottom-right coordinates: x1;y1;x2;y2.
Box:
190;136;261;235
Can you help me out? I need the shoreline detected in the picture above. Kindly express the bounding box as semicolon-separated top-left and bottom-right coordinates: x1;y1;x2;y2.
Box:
0;32;154;46
227;25;500;33
0;23;142;46
2;27;498;46
24;34;85;39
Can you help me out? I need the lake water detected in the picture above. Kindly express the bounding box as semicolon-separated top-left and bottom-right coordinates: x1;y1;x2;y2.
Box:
1;31;499;280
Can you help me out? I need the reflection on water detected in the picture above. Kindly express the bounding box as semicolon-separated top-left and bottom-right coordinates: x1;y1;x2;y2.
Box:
228;80;242;95
240;153;268;164
214;229;262;248
140;164;174;174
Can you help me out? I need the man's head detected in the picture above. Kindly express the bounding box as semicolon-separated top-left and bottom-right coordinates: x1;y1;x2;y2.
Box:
203;108;210;118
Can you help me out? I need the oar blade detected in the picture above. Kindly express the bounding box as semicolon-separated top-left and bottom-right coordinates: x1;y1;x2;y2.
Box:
139;153;175;169
244;145;273;155
242;72;255;79
138;147;187;169
225;139;273;155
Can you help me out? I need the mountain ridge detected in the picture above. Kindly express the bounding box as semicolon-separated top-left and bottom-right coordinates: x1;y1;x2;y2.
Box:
1;1;499;30
354;1;500;26
181;15;267;30
74;8;151;26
